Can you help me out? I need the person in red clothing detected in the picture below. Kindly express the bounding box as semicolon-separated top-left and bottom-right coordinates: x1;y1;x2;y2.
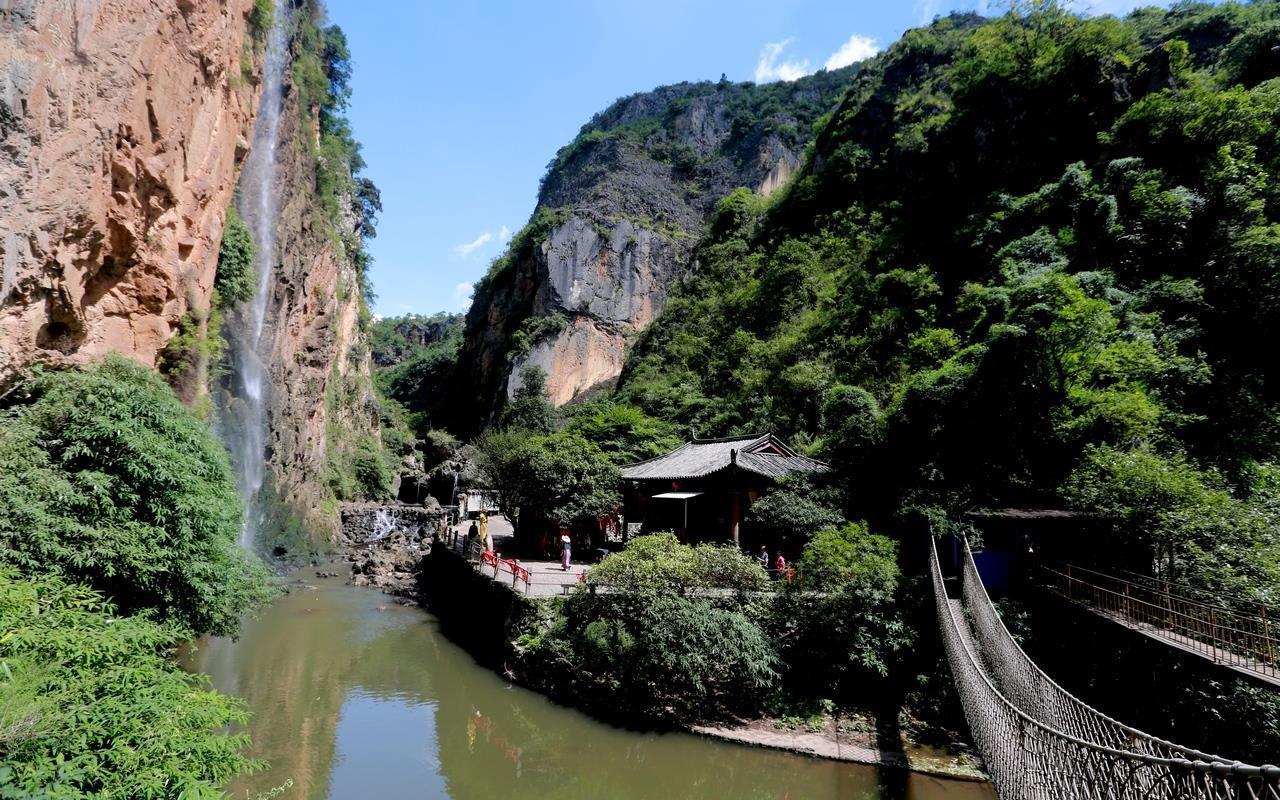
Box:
774;551;786;573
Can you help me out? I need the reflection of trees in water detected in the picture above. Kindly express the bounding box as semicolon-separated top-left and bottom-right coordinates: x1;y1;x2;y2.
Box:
189;584;407;799
431;659;891;800
192;580;989;800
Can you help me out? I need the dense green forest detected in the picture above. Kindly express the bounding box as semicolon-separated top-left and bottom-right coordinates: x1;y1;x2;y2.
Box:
371;313;463;438
617;1;1280;596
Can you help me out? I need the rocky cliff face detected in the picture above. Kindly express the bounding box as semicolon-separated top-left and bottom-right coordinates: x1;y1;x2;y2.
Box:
0;0;258;383
457;70;856;428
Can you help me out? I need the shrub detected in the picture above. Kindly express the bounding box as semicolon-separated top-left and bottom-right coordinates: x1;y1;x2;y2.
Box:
247;0;273;45
525;592;777;723
0;570;260;798
585;533;696;594
692;542;770;592
0;357;271;635
351;441;393;499
214;207;256;309
585;533;769;594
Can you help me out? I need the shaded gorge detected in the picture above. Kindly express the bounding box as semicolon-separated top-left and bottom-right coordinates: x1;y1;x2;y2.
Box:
184;566;992;799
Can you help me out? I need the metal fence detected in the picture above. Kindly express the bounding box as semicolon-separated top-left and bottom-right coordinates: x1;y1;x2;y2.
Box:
1041;563;1279;684
439;529;531;593
931;536;1280;800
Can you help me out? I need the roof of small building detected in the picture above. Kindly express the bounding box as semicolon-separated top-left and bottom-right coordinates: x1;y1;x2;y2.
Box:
965;508;1097;520
620;433;830;482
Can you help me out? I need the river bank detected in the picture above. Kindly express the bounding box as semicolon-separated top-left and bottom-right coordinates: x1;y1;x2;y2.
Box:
692;720;985;781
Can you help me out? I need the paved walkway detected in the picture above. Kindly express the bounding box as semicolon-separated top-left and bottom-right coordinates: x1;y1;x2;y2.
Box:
441;516;589;597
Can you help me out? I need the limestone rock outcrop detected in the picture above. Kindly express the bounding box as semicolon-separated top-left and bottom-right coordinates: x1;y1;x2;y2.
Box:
458;70;857;429
0;0;258;382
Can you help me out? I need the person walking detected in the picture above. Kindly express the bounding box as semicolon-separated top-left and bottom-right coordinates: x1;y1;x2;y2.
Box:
560;533;572;571
774;551;787;575
466;521;480;559
759;545;770;572
478;511;490;552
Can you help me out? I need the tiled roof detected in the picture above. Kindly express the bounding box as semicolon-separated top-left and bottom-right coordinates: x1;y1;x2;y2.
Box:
620;433;830;481
965;508;1098;520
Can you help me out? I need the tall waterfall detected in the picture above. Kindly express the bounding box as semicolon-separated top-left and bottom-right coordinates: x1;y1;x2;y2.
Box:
224;8;290;550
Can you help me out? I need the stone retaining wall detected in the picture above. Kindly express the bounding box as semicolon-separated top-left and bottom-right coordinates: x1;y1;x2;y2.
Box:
340;502;443;545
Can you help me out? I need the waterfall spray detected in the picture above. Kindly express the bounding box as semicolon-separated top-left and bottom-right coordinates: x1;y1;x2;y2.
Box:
224;7;290;549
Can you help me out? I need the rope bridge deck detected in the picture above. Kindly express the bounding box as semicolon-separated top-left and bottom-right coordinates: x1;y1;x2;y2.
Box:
930;536;1280;799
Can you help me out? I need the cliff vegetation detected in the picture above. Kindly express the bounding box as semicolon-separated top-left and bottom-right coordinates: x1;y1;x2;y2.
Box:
0;357;271;796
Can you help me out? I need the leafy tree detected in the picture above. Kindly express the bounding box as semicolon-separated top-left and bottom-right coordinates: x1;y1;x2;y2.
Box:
476;429;620;543
0;571;260;798
214;206;256;309
747;474;846;546
772;523;909;699
501;366;556;434
794;522;899;594
1063;445;1276;595
560;400;681;464
0;357;271;635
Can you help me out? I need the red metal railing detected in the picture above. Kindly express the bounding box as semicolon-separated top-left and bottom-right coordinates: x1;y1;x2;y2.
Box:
476;549;530;592
1042;563;1278;683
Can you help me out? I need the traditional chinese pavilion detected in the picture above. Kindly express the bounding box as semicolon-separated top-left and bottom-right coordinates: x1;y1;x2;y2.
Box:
620;433;829;545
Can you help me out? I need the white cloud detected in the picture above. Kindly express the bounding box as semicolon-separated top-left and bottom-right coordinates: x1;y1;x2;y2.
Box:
824;34;880;70
498;224;511;242
916;0;942;24
755;39;812;83
453;231;493;258
453;282;474;311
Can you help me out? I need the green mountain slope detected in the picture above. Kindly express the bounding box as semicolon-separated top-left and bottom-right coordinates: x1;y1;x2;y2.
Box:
615;3;1280;591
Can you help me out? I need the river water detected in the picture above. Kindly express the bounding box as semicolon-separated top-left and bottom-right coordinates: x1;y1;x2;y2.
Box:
185;566;993;800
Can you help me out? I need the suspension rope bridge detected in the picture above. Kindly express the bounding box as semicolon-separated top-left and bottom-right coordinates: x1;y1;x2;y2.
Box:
929;536;1280;799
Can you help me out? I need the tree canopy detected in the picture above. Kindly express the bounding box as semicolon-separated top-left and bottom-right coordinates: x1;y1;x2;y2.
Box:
0;356;271;636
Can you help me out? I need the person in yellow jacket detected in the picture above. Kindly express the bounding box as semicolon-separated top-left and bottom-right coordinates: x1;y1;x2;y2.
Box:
478;511;490;552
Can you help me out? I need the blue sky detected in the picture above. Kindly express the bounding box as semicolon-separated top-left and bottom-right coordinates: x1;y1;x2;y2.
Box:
322;0;1176;318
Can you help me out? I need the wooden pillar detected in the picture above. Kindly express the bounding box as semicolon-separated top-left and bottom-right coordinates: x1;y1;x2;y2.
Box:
729;448;741;547
730;489;741;547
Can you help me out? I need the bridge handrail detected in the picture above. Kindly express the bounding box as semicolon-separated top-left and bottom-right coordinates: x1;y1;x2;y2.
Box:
1112;564;1280;615
931;537;1280;799
1041;564;1278;679
959;538;1236;764
1054;561;1280;622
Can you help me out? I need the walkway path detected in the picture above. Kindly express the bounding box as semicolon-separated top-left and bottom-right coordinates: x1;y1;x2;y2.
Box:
439;516;589;597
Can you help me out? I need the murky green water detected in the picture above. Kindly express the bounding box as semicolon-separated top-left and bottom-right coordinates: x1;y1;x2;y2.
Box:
185;566;992;800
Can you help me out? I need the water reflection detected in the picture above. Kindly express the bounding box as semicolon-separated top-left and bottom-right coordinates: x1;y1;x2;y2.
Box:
185;567;992;800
